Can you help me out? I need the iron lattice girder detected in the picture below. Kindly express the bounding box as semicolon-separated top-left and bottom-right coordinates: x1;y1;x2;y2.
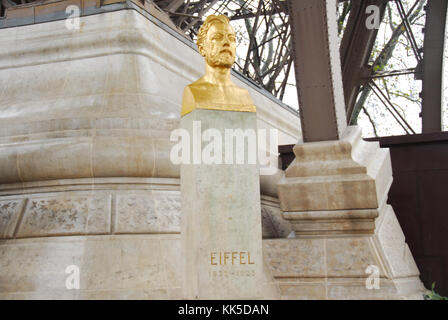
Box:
395;0;423;63
368;80;416;134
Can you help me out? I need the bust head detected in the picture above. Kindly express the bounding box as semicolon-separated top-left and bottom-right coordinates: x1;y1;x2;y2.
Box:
197;15;236;69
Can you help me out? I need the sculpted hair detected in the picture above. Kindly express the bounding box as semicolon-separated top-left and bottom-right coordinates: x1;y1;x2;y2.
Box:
197;15;231;51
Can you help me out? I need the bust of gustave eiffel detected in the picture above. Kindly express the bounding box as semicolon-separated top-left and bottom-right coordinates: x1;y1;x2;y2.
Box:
181;15;256;116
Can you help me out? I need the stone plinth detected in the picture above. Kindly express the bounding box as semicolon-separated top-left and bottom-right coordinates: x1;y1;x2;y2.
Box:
181;109;263;299
276;126;427;299
0;177;285;299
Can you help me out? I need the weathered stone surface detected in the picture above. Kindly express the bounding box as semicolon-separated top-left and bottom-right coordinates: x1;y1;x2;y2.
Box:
115;194;158;233
160;237;184;289
0;234;287;300
375;205;420;278
0;237;85;293
17;194;111;237
0;234;181;299
115;191;181;234
80;236;167;291
326;237;383;277
0;199;24;238
279;166;378;212
326;279;397;300
153;190;181;233
263;239;325;278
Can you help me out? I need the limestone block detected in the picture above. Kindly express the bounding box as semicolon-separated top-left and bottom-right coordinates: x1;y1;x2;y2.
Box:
391;276;427;297
153;138;182;178
263;239;325;278
279;175;378;212
80;236;166;291
17;194;111;237
115;191;181;233
325;237;385;278
375;205;420;278
0;238;84;293
0;199;25;238
0;234;182;299
17;138;93;182
326;279;397;300
261;255;281;299
0;148;20;184
92;136;156;178
160;236;184;289
153;191;182;233
278;126;397;213
115;194;158;233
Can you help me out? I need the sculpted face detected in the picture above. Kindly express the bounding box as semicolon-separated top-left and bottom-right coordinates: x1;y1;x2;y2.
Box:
202;21;236;68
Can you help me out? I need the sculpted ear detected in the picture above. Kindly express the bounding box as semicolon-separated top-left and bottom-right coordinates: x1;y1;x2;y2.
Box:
198;44;206;57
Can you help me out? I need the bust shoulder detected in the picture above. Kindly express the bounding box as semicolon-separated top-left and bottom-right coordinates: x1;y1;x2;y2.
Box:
181;78;256;116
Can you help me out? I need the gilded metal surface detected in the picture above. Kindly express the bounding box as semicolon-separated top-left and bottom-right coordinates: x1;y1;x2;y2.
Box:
181;15;256;117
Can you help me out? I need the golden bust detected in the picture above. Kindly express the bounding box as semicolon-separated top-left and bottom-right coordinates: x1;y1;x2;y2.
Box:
181;15;256;117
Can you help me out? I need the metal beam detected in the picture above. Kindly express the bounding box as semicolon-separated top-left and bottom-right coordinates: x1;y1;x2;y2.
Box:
421;0;447;133
288;0;347;142
340;0;387;123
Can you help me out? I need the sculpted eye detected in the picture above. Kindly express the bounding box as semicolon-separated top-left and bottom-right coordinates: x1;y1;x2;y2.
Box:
212;34;223;41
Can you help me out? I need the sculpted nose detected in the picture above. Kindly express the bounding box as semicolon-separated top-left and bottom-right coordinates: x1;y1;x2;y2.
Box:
223;37;230;47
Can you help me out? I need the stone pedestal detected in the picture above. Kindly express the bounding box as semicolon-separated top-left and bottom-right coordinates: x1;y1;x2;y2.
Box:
276;126;427;299
181;109;263;299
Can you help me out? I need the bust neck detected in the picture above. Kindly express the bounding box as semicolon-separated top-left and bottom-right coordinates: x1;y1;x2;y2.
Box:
202;64;233;86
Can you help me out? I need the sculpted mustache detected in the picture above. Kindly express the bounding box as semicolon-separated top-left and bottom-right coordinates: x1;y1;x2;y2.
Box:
219;49;233;54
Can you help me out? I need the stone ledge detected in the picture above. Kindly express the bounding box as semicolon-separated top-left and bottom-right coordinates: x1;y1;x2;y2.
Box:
0;189;181;238
283;209;378;235
0;178;289;240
